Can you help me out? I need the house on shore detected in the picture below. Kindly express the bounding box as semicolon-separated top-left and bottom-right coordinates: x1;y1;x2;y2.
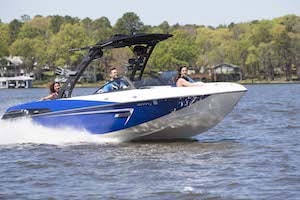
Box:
189;63;243;82
0;56;25;77
0;56;34;88
213;63;243;82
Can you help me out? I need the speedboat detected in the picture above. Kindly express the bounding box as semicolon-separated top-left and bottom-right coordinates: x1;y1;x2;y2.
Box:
1;33;247;142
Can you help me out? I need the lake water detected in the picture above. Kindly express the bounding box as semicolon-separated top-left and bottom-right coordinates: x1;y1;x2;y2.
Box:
0;84;299;199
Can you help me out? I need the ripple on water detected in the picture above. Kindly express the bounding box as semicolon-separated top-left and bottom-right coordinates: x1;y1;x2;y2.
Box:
0;85;300;199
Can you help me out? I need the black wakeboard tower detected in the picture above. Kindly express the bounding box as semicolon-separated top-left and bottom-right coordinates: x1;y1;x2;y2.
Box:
56;33;172;98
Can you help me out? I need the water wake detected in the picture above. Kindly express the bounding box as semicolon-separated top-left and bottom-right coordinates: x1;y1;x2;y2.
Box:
0;118;120;145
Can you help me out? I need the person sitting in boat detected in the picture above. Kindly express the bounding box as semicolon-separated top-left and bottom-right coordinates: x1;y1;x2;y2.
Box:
94;68;130;94
109;67;119;81
175;66;204;87
40;82;61;100
102;67;129;92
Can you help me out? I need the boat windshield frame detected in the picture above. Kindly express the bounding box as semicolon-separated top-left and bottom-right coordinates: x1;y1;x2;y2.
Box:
94;76;135;94
57;33;172;98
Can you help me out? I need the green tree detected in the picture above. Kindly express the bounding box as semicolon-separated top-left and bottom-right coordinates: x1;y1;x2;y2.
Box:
196;27;233;66
158;21;170;33
49;15;64;33
245;46;259;78
48;23;90;67
257;42;277;81
10;37;49;80
91;17;113;42
10;38;35;71
81;17;93;32
249;20;273;45
274;30;294;80
21;14;31;22
63;15;80;25
0;23;10;57
8;19;23;44
276;14;299;33
195;27;215;57
149;29;198;70
17;16;51;39
113;12;144;35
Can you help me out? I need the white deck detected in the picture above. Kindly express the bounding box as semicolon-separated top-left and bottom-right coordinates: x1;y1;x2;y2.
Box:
0;76;33;89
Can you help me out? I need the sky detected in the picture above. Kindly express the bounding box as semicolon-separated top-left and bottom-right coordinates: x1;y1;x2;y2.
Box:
0;0;299;27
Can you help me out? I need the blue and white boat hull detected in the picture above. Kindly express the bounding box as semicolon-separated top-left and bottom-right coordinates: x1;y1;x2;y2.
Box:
3;82;247;141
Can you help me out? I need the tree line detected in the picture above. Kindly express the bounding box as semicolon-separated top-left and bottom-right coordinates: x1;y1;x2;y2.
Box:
0;12;299;81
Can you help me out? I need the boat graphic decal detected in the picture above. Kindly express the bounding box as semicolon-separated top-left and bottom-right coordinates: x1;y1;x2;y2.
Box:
176;95;209;110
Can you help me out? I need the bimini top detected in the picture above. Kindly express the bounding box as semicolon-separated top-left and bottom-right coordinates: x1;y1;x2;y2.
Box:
98;33;173;49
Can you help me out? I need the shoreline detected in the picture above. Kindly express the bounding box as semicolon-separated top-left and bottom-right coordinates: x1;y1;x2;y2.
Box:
238;80;300;85
32;81;105;88
31;80;300;88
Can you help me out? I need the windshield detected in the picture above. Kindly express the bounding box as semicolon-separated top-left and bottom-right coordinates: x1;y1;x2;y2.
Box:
133;70;195;88
133;71;177;88
94;71;196;94
94;77;133;94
